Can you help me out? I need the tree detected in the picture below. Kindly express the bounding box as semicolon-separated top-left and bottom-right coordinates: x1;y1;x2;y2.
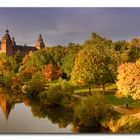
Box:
62;43;81;79
71;33;115;93
0;53;18;89
112;40;128;52
24;72;46;97
45;46;66;68
19;49;54;72
127;38;140;62
39;79;74;106
71;49;95;94
14;50;23;72
74;94;114;128
19;66;37;83
42;64;62;81
116;60;140;100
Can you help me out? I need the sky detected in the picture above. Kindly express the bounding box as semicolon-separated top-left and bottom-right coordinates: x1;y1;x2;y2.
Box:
0;8;140;46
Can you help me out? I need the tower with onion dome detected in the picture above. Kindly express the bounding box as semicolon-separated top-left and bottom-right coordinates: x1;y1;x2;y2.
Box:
35;34;45;49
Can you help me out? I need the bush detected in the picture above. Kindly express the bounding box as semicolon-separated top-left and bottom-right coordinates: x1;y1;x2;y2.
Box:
39;80;74;106
74;93;114;128
24;72;46;97
44;85;64;105
110;116;140;133
119;116;140;133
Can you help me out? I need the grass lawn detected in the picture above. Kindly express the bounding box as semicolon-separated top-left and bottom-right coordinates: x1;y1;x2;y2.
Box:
74;84;140;108
106;94;140;107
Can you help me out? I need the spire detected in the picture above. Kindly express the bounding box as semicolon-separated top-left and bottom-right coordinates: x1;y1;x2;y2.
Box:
39;34;42;38
35;34;45;49
5;29;9;34
12;37;16;45
2;29;11;41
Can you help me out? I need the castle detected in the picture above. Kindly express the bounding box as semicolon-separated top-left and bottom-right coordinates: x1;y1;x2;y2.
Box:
0;30;45;56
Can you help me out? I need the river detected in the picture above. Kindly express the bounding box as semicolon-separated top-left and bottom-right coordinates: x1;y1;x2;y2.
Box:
0;102;72;133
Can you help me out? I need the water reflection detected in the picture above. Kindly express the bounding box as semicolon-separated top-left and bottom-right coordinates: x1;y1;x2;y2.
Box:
0;90;22;120
25;98;74;129
0;91;73;133
0;90;107;133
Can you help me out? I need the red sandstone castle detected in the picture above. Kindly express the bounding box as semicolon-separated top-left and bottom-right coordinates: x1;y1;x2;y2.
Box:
0;30;45;56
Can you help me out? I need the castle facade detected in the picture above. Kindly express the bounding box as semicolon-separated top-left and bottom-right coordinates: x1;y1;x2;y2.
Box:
0;30;45;56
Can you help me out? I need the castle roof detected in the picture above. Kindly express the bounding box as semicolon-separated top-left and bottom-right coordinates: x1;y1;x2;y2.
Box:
2;29;12;41
13;45;36;52
0;30;45;55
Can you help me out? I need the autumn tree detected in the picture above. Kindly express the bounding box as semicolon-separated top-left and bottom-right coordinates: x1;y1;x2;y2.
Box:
19;67;37;83
14;50;23;72
42;64;62;81
23;72;46;97
112;40;128;53
0;53;18;89
45;46;66;68
71;49;95;94
62;43;82;79
116;59;140;100
19;49;54;72
71;33;115;94
127;38;140;62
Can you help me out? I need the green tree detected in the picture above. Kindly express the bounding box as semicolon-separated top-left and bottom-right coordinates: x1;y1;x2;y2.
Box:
45;46;66;68
112;40;128;52
14;50;23;72
71;33;115;93
0;53;18;89
39;79;74;106
62;43;81;79
127;38;140;62
74;94;114;128
23;72;46;97
19;49;54;72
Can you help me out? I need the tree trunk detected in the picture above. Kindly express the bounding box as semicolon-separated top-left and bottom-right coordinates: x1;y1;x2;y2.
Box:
89;87;91;95
103;84;105;94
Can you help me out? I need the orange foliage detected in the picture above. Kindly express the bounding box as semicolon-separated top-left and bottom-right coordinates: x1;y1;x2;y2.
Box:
42;64;62;81
21;67;36;75
116;61;140;99
20;67;37;82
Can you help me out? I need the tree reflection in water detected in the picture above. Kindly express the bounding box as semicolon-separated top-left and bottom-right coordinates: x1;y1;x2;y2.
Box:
0;90;107;133
0;89;22;120
26;98;74;129
71;117;108;133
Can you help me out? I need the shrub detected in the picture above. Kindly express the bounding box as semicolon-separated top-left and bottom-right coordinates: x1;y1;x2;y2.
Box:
24;72;46;98
74;93;114;128
117;116;140;133
39;80;74;106
105;116;140;133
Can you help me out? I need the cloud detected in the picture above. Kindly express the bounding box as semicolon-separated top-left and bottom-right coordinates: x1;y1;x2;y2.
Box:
1;8;140;46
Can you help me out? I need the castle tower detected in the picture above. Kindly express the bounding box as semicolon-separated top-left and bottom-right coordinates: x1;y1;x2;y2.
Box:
0;30;13;55
12;37;16;46
35;34;45;49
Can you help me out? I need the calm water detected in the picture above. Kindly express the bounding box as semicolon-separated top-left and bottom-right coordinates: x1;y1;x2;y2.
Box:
0;91;107;134
0;90;75;133
0;103;72;133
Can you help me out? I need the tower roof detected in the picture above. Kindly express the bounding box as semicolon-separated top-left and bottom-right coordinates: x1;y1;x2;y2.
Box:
12;37;16;45
35;34;45;49
37;34;44;44
2;29;12;42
